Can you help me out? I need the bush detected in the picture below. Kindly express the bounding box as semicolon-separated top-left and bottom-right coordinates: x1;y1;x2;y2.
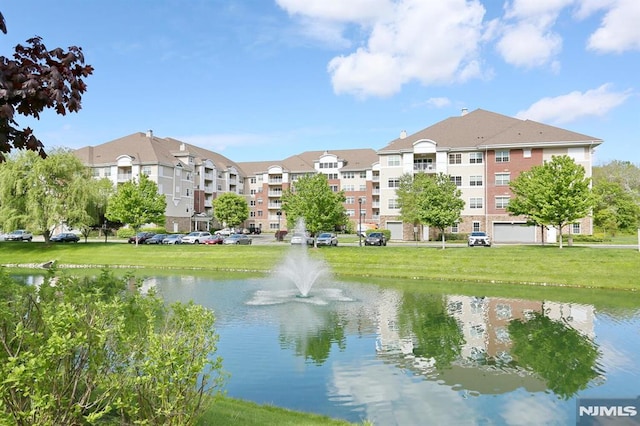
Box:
0;268;226;425
561;234;606;243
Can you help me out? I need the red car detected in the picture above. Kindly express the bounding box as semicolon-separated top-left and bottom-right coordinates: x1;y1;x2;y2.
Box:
202;234;224;245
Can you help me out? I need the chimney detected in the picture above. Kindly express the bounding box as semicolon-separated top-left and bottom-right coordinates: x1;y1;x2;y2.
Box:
461;108;468;116
400;130;407;139
146;129;153;138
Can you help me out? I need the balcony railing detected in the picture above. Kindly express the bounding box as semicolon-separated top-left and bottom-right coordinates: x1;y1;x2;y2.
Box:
117;173;132;182
414;163;435;172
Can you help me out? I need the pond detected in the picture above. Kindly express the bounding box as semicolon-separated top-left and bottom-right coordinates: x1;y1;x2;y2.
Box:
141;271;640;426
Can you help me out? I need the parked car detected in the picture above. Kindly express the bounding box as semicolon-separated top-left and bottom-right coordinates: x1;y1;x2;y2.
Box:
162;234;184;244
364;232;387;246
290;233;314;246
5;230;33;242
468;231;491;247
128;232;155;244
202;234;224;245
214;228;233;236
181;231;212;244
145;234;168;244
50;232;80;243
316;232;338;246
223;234;252;245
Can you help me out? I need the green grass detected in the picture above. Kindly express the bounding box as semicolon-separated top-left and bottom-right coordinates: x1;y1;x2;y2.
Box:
196;397;357;426
2;242;637;290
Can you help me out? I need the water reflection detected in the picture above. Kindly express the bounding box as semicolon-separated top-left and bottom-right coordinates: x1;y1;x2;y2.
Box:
11;272;640;425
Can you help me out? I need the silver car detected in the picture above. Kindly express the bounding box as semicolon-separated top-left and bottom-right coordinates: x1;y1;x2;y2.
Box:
316;232;338;246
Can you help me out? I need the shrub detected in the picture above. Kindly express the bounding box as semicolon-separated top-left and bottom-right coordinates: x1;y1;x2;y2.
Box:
0;269;226;425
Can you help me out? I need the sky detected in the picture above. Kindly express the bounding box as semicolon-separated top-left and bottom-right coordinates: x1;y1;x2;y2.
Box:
3;0;639;164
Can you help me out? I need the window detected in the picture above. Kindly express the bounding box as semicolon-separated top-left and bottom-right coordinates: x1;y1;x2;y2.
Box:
104;167;111;177
469;197;483;209
346;209;355;217
342;171;355;179
250;177;256;184
326;173;338;180
142;166;152;176
388;178;400;188
451;223;459;233
388;199;400;209
342;184;354;191
345;196;355;204
330;185;338;192
360;171;367;178
572;223;581;234
359;184;366;191
250;211;255;217
495;173;511;186
387;155;401;167
469;152;483;164
450;176;462;186
250;189;256;195
257;210;263;217
449;153;462;164
473;221;480;232
91;168;100;177
523;149;531;158
495;150;510;163
470;175;483;186
250;200;256;206
495;196;510;209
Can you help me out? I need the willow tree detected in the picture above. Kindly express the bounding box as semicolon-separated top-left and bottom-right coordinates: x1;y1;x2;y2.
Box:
0;149;99;242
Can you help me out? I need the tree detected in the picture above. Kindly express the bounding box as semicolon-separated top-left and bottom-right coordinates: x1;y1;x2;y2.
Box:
592;180;640;236
0;149;100;242
396;173;424;241
281;174;347;238
105;174;166;243
213;192;249;230
0;12;93;162
398;173;464;249
592;161;640;235
0;268;226;424
508;155;594;248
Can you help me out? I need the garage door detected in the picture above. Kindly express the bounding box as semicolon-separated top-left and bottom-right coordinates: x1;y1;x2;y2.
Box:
386;221;403;240
493;223;536;243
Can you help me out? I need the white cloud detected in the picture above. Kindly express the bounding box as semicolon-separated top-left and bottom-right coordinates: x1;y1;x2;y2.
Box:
515;83;632;124
495;22;562;68
275;0;393;24
586;0;640;53
426;97;452;108
494;0;573;68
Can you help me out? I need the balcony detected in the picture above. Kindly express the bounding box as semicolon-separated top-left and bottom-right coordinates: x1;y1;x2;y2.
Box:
414;163;435;172
268;203;283;209
117;173;132;182
268;191;283;197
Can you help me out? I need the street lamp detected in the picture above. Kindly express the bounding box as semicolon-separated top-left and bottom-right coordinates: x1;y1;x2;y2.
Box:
358;197;364;247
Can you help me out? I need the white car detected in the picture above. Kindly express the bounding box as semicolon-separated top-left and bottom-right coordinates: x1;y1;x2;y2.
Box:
181;231;212;244
214;228;233;236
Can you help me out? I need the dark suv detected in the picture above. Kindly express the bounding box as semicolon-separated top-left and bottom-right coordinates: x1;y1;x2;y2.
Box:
364;232;387;246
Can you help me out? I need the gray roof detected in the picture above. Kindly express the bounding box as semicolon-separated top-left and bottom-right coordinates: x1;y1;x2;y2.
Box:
379;109;602;153
237;148;378;176
74;132;242;173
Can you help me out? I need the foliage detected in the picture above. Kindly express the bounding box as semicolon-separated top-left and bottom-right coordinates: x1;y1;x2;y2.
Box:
281;174;347;236
0;12;93;162
0;268;226;425
105;174;166;239
397;173;464;249
278;311;346;365
213;192;249;229
396;292;464;368
508;155;594;248
0;149;103;242
508;313;600;399
592;178;640;235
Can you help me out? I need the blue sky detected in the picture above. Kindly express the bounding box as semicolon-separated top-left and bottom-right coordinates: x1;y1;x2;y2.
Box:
3;1;639;164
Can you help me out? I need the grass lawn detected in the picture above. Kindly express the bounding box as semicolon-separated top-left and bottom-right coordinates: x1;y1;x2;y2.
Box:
1;241;638;290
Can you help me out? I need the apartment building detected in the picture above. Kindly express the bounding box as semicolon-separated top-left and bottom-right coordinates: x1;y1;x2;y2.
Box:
238;149;379;233
75;109;602;241
74;131;244;233
377;109;602;242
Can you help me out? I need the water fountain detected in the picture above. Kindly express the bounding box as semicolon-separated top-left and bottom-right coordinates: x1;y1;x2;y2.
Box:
246;218;353;306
